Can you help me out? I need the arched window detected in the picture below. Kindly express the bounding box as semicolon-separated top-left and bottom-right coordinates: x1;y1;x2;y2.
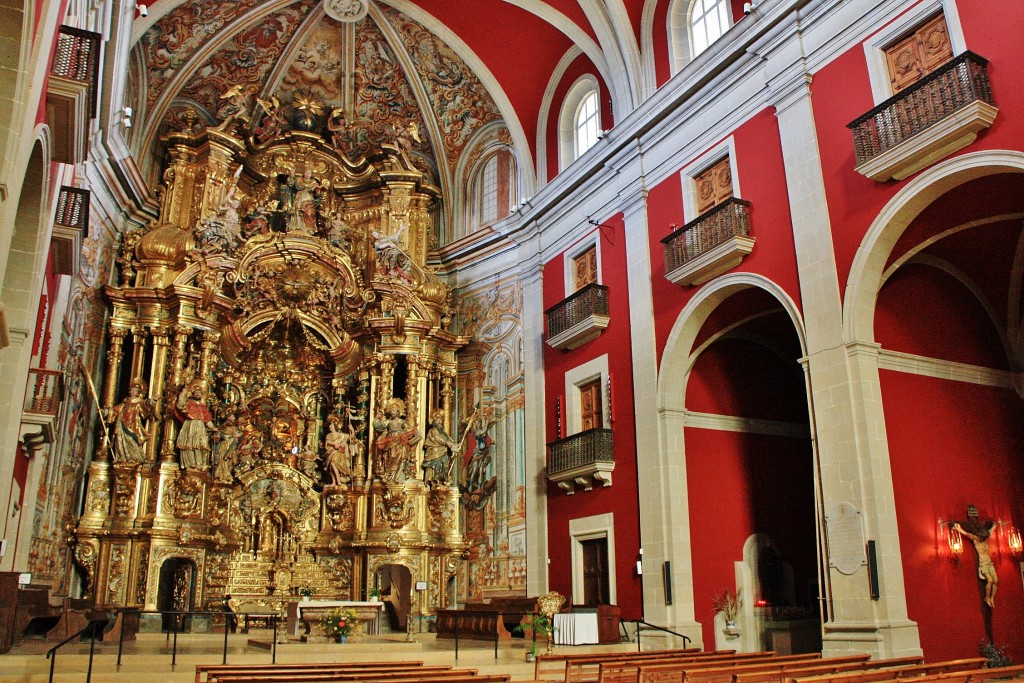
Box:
575;91;600;159
469;148;516;233
559;76;602;170
690;0;731;56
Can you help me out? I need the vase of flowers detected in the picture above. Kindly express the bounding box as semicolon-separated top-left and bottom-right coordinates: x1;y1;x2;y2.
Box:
323;607;358;643
299;586;315;602
712;589;740;630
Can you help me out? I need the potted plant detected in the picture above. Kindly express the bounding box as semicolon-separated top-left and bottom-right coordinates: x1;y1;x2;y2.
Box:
368;587;381;603
712;589;740;630
322;607;358;643
298;586;315;602
514;612;556;661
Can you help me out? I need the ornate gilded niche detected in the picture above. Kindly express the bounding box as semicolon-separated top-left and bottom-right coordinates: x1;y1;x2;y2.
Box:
74;104;469;623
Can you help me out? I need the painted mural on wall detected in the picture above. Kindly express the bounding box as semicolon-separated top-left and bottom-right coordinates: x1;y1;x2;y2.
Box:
453;277;526;600
27;229;115;594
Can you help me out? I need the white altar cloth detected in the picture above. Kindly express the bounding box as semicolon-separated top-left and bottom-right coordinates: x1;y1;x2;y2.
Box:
553;611;599;645
286;600;384;637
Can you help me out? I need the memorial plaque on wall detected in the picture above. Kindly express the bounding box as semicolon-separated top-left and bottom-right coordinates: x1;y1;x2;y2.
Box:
826;502;866;575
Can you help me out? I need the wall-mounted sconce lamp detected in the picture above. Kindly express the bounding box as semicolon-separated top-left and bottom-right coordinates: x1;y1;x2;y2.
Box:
119;106;133;129
998;519;1023;558
938;517;963;562
136;3;149;17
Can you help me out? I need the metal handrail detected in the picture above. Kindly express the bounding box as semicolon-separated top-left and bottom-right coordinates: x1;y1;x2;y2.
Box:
630;618;692;651
114;608;281;670
46;615;109;683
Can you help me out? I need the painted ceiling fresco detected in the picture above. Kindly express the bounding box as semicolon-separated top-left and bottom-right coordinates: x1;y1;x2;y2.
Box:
133;0;502;188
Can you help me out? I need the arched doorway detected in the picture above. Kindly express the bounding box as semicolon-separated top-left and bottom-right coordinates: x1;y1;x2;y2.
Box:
847;154;1024;659
658;276;817;652
157;558;197;631
376;564;412;632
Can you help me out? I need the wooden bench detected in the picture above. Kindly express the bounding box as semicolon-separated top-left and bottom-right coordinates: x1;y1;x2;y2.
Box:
735;656;924;683
205;673;510;683
207;670;478;683
785;659;986;683
534;647;707;680
791;663;1024;683
197;660;430;683
568;651;783;683
630;653;832;683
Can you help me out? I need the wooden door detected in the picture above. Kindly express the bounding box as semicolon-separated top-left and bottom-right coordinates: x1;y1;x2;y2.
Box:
580;379;603;431
582;537;610;606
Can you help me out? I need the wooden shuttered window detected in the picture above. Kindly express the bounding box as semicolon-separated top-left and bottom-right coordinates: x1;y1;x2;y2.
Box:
694;156;733;215
885;13;954;93
573;245;598;290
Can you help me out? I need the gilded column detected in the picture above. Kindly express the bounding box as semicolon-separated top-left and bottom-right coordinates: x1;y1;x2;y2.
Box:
103;326;129;412
405;354;421;430
129;327;147;385
376;353;395;408
148;327;171;463
161;326;190;460
199;330;220;384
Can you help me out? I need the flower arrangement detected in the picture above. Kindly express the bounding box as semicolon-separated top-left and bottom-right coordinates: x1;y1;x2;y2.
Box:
322;607;359;639
712;589;740;623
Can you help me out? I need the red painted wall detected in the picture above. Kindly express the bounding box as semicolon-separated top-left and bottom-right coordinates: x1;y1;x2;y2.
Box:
686;427;816;647
883;371;1024;660
647;107;800;362
542;214;644;618
876;253;1023;658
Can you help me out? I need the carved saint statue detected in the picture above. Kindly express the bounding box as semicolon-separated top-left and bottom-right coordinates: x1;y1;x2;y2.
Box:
325;416;354;486
373;398;420;483
421;412;457;485
213;413;240;482
108;381;154;464
176;382;216;470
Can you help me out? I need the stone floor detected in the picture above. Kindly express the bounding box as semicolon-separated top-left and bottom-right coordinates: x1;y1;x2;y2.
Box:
0;630;636;682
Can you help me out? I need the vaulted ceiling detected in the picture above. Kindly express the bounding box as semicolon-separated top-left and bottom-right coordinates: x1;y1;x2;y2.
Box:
127;0;653;201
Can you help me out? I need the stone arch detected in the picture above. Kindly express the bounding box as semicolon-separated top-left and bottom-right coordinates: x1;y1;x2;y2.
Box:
845;150;1024;345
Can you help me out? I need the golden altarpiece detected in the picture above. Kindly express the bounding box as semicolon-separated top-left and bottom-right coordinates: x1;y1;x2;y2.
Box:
71;103;472;628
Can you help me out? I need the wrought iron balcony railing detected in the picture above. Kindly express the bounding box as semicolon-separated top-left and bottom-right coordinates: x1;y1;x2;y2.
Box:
25;368;64;416
547;428;614;494
661;198;753;286
847;51;997;181
545;283;610;350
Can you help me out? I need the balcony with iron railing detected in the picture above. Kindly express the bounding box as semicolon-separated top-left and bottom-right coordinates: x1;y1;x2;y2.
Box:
47;26;101;164
546;428;614;494
20;368;64;452
848;51;997;182
545;283;610;351
662;197;754;286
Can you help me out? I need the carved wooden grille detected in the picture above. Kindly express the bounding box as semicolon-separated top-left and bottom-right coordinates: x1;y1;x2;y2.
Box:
547;428;614;476
55;186;90;236
545;283;609;339
847;52;993;165
52;26;101;117
661;197;752;272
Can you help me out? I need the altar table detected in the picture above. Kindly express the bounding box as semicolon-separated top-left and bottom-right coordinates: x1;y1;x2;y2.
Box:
553;611;599;645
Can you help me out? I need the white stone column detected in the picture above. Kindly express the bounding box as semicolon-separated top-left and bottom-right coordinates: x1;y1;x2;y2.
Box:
768;63;920;656
617;166;702;646
517;229;550;597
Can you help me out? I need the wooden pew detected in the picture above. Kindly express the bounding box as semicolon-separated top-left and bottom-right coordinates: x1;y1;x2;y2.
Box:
208;670;479;683
785;659;986;683
571;651;786;683
196;660;430;683
631;653;833;683
735;656;925;683
534;647;706;680
557;650;758;683
207;674;511;683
